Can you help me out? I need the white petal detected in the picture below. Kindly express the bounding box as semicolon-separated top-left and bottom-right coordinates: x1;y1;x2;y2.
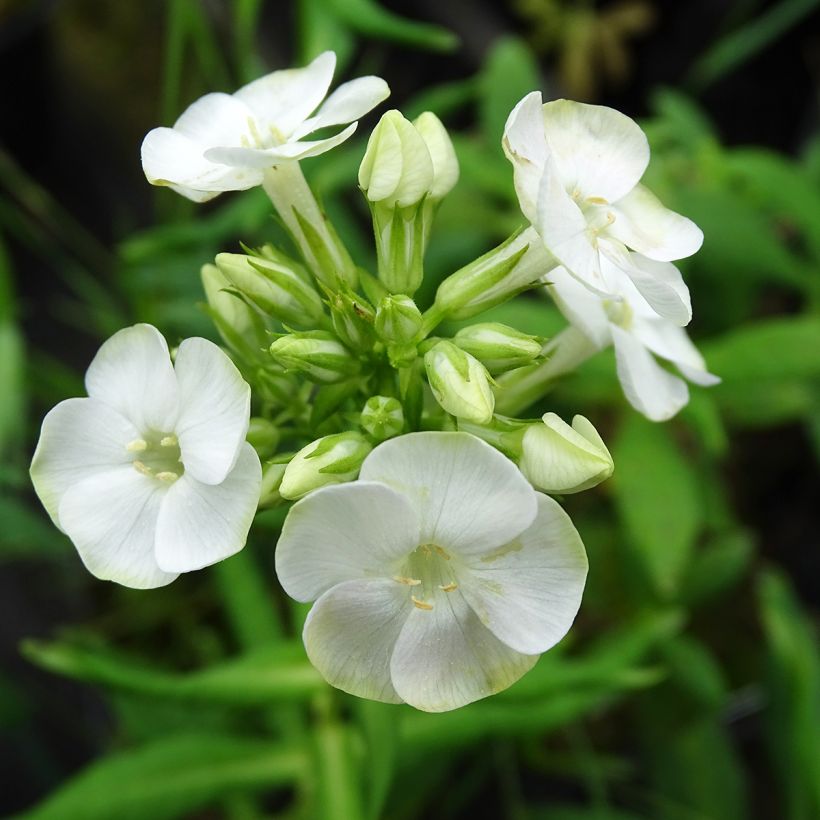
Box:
275;481;420;602
30;398;139;528
141;128;264;198
204;124;357;167
631;320;720;386
390;585;538;712
359;432;537;557
58;466;176;589
534;159;604;289
609;184;703;261
303;578;409;704
611;325;689;421
601;244;692;326
292;76;390;139
173;337;250;485
234;51;336;136
84;324;179;432
460;493;587;654
541;99;649;202
154;443;261;573
173;92;256;146
547;267;612;348
503;91;548;167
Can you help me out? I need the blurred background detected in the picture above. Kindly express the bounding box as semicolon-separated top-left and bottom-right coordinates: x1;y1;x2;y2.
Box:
1;1;819;818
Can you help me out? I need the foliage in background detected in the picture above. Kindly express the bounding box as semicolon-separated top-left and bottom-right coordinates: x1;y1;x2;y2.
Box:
1;0;818;818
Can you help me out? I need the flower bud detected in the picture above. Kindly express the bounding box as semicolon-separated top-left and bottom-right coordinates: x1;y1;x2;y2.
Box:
201;263;266;362
375;294;423;344
280;432;372;500
215;251;324;329
424;340;495;423
413;112;459;201
519;413;613;494
328;288;375;351
259;457;289;507
360;395;404;441
269;331;359;383
454;323;542;374
246;417;279;457
434;227;556;320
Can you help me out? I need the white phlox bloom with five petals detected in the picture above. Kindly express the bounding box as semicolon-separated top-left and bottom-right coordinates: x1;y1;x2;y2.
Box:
503;93;702;326
141;51;390;202
30;324;262;588
549;256;719;422
275;432;588;712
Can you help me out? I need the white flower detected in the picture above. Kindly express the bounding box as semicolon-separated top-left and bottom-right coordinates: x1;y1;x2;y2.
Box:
30;324;262;588
275;432;588;712
503;94;701;325
141;51;390;202
549;256;719;421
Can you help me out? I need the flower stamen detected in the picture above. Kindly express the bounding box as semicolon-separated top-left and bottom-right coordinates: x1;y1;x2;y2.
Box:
156;471;180;483
160;435;178;447
411;595;433;611
393;575;421;586
126;439;148;452
132;460;153;476
439;582;458;592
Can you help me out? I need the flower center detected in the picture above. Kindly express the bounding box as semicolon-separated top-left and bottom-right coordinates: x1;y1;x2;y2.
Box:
240;116;287;150
603;298;634;330
394;543;459;611
125;432;184;483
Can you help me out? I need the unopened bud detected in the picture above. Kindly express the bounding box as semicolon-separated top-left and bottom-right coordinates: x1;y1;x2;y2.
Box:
519;413;613;494
360;396;404;441
269;331;359;383
424;340;495;423
215;251;324;329
375;294;423;344
259;457;289;507
328;289;375;351
413;112;459;201
434;228;556;320
279;432;372;500
454;323;542;374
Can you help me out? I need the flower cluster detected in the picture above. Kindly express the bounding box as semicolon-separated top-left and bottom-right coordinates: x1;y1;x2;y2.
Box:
31;52;715;711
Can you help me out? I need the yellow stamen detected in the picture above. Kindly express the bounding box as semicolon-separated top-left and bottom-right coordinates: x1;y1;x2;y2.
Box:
132;460;153;476
434;545;451;560
439;582;458;592
411;596;433;611
126;439;147;452
393;576;422;586
160;435;178;447
156;471;179;483
586;195;608;205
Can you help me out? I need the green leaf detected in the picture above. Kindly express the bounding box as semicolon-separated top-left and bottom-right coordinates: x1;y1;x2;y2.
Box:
612;417;704;598
321;0;457;51
661;636;727;710
759;570;820;820
356;700;398;820
478;37;541;148
681;529;754;606
22;733;306;820
22;639;324;705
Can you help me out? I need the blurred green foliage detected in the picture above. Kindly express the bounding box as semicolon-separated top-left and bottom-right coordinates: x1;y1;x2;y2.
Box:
1;1;819;818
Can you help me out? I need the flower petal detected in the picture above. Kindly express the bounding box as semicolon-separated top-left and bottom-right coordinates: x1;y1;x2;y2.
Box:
541;99;649;202
173;337;250;485
292;76;390;140
303;578;409;704
611;325;689;421
390;585;538;711
204;124;357;167
503;91;548;167
275;481;420;602
460;493;587;654
58;466;176;589
234;51;336;136
142;128;264;199
154;442;261;573
359;432;537;557
173;92;256;146
609;184;703;261
30;398;139;529
84;324;179;433
631;320;720;386
547;267;611;348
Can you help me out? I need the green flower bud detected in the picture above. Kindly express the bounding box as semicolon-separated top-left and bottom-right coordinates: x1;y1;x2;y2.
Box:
246;417;279;457
328;288;375;351
259;457;289;507
215;251;324;329
360;395;404;441
200;263;266;361
454;323;542;374
375;294;423;344
519;413;614;494
270;331;359;384
280;432;372;500
434;228;556;320
424;340;495;423
413;111;459;202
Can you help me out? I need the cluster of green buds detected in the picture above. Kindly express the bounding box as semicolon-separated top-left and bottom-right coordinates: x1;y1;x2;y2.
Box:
201;106;612;501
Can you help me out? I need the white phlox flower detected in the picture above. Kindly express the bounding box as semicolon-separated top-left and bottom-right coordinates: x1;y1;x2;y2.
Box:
549;255;719;422
141;51;390;202
30;324;262;588
275;432;588;712
503;93;702;325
